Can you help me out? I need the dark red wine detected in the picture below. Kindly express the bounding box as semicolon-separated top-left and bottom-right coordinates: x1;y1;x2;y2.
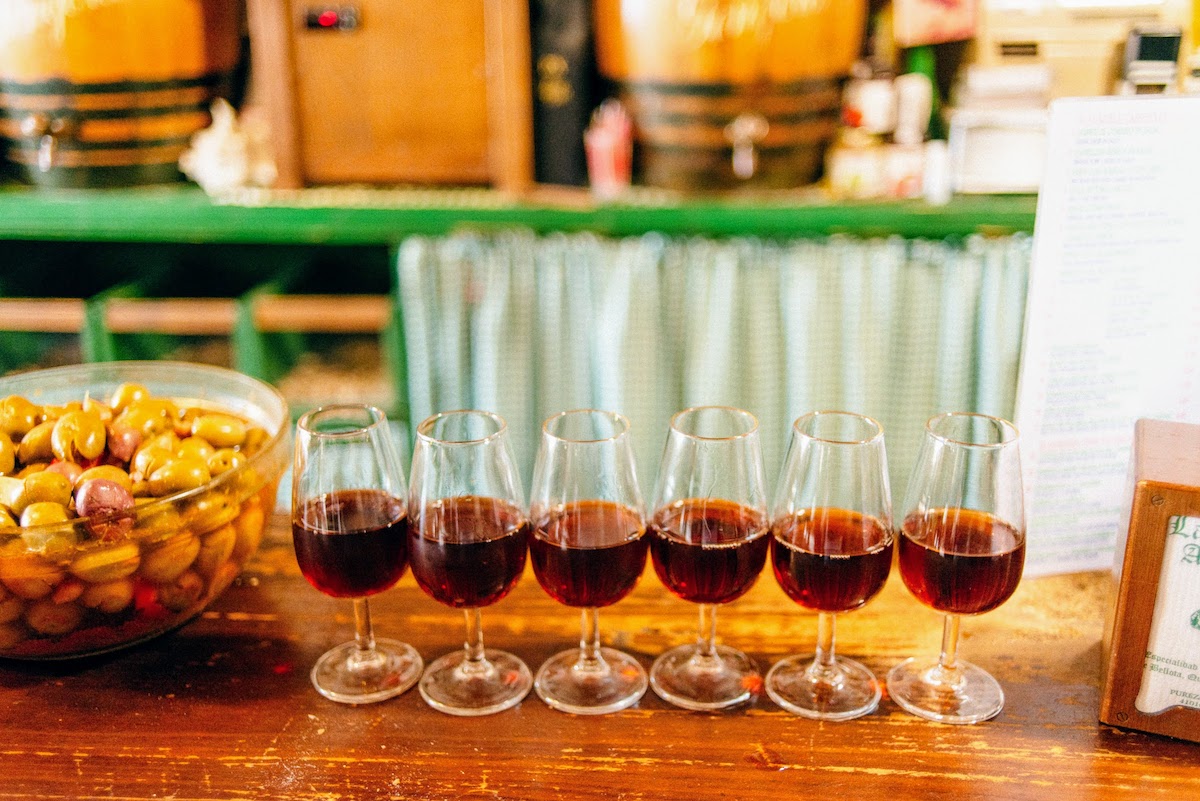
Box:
649;498;768;605
771;508;893;613
292;488;408;598
899;508;1025;615
530;500;648;608
409;495;528;608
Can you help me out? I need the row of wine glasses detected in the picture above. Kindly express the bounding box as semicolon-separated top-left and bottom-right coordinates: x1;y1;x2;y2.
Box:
291;404;1025;724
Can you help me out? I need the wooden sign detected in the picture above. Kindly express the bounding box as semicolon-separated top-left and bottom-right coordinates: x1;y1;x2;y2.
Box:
1100;418;1200;742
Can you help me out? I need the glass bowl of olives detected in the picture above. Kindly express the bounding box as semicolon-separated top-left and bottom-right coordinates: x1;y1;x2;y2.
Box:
0;361;289;659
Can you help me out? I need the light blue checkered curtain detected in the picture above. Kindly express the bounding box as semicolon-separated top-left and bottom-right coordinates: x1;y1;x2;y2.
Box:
396;231;1031;500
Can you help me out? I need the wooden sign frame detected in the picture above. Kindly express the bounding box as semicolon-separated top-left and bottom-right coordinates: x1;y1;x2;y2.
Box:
1100;418;1200;742
246;0;533;191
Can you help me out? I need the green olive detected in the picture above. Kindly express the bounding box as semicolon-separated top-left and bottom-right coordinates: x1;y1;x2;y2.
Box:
196;523;236;578
39;401;82;423
0;545;64;599
16;420;54;465
108;383;149;414
68;541;140;583
0;432;14;476
81;396;114;424
19;501;70;528
131;502;182;539
15;462;48;479
144;431;181;454
242;426;268;455
190;414;247;449
80;578;135;614
0;396;39;440
185;491;238;533
131;445;175;482
148;458;211;496
51;410;107;463
0;477;22;509
16;471;73;512
75;465;133;493
206;448;246;477
139;532;200;583
24;600;83;636
114;398;178;438
176;436;215;462
159;570;204;612
0;507;17;530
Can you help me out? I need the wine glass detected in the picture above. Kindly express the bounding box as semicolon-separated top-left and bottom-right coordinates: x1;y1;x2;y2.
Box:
766;411;893;720
408;410;532;716
529;409;649;715
648;405;770;710
291;404;423;704
887;411;1025;724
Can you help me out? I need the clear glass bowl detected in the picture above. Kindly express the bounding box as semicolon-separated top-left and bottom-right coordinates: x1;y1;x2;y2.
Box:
0;361;289;659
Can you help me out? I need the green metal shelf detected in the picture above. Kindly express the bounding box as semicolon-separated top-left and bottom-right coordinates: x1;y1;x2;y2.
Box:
0;185;1037;245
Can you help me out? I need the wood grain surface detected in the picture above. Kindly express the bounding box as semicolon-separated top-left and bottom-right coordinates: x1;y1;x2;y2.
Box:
0;516;1197;800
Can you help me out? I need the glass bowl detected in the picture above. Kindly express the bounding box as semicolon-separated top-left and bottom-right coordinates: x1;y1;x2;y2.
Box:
0;361;289;659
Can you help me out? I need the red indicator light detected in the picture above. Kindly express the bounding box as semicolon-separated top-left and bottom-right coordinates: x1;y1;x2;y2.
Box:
317;10;338;27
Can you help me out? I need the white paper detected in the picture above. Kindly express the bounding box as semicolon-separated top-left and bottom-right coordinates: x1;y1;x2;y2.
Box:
1014;96;1200;576
1136;515;1200;715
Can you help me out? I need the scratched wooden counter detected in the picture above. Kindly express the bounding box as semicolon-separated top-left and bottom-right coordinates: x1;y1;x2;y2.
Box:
1;516;1197;800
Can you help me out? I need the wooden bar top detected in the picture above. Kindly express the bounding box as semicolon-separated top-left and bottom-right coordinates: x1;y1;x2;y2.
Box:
1;515;1197;800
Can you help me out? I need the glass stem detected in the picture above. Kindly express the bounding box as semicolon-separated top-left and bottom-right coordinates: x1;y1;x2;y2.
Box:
460;608;491;676
807;612;839;684
575;607;607;673
697;603;718;662
933;613;963;686
350;597;380;667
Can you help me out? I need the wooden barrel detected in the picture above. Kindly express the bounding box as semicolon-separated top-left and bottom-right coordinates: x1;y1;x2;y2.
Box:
0;0;242;188
594;0;866;190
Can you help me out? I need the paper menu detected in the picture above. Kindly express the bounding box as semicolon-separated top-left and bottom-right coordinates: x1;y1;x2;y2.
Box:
1014;96;1200;577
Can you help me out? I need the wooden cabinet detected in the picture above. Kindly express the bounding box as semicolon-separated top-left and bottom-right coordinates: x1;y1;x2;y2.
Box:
247;0;533;190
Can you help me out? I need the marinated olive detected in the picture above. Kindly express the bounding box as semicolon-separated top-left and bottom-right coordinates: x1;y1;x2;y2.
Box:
131;445;175;481
231;494;265;562
159;570;205;612
207;448;246;477
139;532;200;583
16;420;54;465
196;524;236;578
51;577;85;605
82;396;114;424
69;541;140;583
0;506;16;530
0;395;40;439
25;600;83;636
114;398;178;438
45;460;83;486
131;503;182;539
16;471;73;513
0;589;23;624
51;410;107;464
81;578;135;614
19;501;70;528
176;436;215;462
105;423;141;463
108;383;149;414
0;622;25;649
148;458;210;496
75;479;135;541
39;401;82;423
76;465;133;493
0;477;20;509
191;414;246;448
0;432;14;476
15;462;48;479
0;550;64;599
185;491;239;533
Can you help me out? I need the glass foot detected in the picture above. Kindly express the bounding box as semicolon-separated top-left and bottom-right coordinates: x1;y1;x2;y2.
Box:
535;647;648;715
310;638;423;705
766;654;880;721
886;657;1005;724
419;648;532;716
650;643;760;711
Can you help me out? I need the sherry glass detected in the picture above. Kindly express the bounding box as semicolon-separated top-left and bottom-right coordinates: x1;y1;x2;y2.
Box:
408;410;532;716
648;406;770;710
767;411;893;720
887;412;1025;724
529;410;649;715
291;404;423;704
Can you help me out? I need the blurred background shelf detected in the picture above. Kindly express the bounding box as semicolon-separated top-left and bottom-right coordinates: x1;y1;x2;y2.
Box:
0;185;1037;244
